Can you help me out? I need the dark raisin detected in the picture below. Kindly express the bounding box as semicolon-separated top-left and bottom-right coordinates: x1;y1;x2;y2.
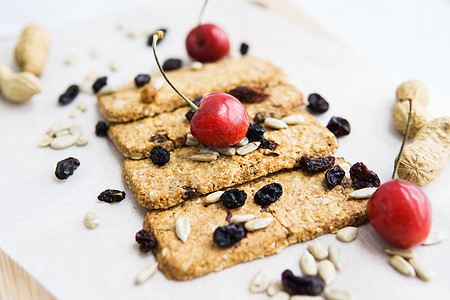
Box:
220;189;247;209
135;229;156;253
95;121;109;137
147;28;167;46
98;189;126;203
229;86;268;103
55;157;80;180
350;162;381;189
92;76;107;93
259;138;277;151
58;84;79;105
281;270;325;296
246;122;266;142
182;186;199;200
150;146;170;166
299;155;335;173
254;183;283;206
185;96;203;121
253;112;266;124
163;58;182;71
327;116;351;137
134;74;151;88
263;152;279;157
325;165;345;189
307;93;329;113
135;229;151;243
213;223;245;248
240;42;249;55
150;133;169;143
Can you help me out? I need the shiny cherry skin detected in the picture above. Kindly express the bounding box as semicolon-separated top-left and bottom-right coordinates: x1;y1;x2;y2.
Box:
190;93;249;148
185;23;230;62
367;179;431;248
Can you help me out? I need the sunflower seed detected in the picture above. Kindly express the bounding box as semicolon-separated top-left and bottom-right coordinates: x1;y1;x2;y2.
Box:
281;114;305;125
191;153;218;162
390;255;415;277
204;191;224;204
336;227;358;242
422;231;447;245
185;134;199;146
348;187;377;199
318;260;336;285
249;269;273;293
264;117;288;129
384;248;417;259
245;217;273;231
175;217;190;243
230;214;255;223
130;154;143;160
214;146;236;156
300;250;317;276
76;136;89;146
38;134;53;147
152;77;165;91
199;148;220;156
46;122;64;135
339;163;351;179
83;212;100;229
270;291;290;300
236;142;260;155
308;242;328;260
409;258;434;281
190;61;203;70
324;289;355;300
55;129;71;137
328;243;345;270
50;134;78;149
267;281;282;296
234;136;249;147
135;262;158;284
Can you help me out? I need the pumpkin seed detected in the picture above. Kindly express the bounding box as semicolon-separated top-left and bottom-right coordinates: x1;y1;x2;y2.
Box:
281;114;305;125
389;255;415;277
249;269;273;293
318;260;336;285
236;142;260;155
300;251;317;276
244;217;273;231
348;187;377;199
264;117;288;129
191;153;218;162
408;258;434;281
230;214;255;223
308;242;328;260
175;217;190;243
324;289;355;300
135;262;158;284
204;191;224;204
328;243;345;270
336;227;358;242
83;212;100;229
266;281;282;296
384;247;417;259
422;231;447;245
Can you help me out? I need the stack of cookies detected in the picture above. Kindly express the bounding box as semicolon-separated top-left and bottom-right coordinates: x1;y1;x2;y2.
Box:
97;56;368;280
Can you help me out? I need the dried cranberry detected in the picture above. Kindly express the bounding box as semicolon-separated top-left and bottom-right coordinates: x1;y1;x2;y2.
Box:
259;138;277;151
281;270;324;296
254;183;283;206
213;223;245;248
327;116;351;137
58;84;79;105
98;189;126;203
307;93;329;113
325;165;345;189
55;157;80;180
92;76;107;93
246;122;266;142
150;146;170;166
135;229;156;253
240;43;249;55
299;156;335;173
185;96;203;121
163;58;182;71
134;74;151;88
350;162;381;189
229;86;268;103
220;189;247;209
95;121;109;137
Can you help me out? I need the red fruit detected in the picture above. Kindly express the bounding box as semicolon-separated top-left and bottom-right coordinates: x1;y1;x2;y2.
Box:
367;179;431;248
190;93;249;147
185;23;230;62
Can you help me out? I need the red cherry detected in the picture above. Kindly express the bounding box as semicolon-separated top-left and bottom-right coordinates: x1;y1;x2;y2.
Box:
190;93;249;147
367;179;431;248
185;24;230;62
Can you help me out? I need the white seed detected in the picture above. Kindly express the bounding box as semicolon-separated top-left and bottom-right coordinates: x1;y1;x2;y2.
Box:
384;248;417;259
324;289;355;300
270;291;290;300
214;146;236;155
339;163;351;179
90;46;102;58
191;153;218;162
236;142;260;155
98;84;118;95
422;231;447;245
318;260;336;285
76;101;87;112
249;269;273;293
50;134;78;149
46;122;63;136
69;124;81;139
348;187;377;199
152;77;165;91
38;134;53;147
190;61;203;70
389;255;415;277
63;53;77;65
76;136;89;146
308;242;328;260
291;296;323;300
55;129;70;137
281;114;305;125
328;243;345;270
336;227;358;242
244;217;273;231
199;148;220;156
234;136;249;147
185;134;199;146
204;191;224;204
300;251;317;276
135;262;158;284
230;214;255;223
409;258;434;281
83;212;100;229
175;217;190;243
130;154;143;160
264;117;288;129
266;281;282;296
109;62;120;72
79;80;93;93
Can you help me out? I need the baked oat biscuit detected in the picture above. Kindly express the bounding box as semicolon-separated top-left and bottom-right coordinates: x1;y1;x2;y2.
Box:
144;158;368;280
98;56;285;122
123;110;338;210
108;83;306;159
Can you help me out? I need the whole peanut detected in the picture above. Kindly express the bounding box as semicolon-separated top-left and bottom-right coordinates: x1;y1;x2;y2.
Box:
0;63;41;102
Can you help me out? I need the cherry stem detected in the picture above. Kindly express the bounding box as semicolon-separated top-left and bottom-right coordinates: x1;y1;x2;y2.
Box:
152;31;198;111
196;0;209;44
392;98;413;179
